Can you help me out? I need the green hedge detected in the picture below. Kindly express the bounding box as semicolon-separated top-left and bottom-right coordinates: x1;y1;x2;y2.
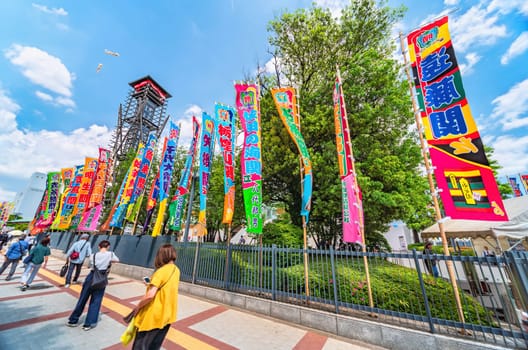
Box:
186;247;494;326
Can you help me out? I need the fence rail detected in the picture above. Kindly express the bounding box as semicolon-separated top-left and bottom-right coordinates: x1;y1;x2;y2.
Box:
45;231;528;349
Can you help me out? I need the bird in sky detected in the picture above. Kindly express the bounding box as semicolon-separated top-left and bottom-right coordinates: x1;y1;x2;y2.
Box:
104;49;120;57
96;63;103;73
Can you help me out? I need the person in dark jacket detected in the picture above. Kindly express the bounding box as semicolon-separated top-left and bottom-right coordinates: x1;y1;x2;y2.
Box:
0;235;28;280
423;241;439;278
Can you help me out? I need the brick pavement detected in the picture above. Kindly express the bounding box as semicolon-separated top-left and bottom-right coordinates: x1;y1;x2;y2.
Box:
0;256;385;350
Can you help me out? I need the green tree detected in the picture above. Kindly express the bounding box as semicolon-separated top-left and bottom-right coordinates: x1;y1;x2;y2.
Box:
485;146;513;199
261;0;431;249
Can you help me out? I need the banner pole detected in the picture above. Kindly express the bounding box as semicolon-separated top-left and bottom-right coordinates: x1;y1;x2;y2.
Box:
259;234;263;290
399;32;466;327
223;223;232;284
335;66;374;312
295;89;311;300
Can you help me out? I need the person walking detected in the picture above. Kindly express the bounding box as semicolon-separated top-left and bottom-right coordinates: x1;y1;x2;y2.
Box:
0;234;29;280
20;236;51;291
64;233;92;288
423;241;439;278
482;246;495;257
130;244;180;350
66;240;119;330
0;230;8;250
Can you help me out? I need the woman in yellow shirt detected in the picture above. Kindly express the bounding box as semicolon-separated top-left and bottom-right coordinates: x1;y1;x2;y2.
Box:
132;244;180;350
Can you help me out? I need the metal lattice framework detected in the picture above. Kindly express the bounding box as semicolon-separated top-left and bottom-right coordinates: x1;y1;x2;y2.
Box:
110;76;172;166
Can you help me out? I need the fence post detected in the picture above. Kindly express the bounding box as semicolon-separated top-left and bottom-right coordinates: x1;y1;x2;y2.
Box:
412;249;435;333
272;244;277;301
504;251;528;311
192;240;201;284
224;242;233;290
329;247;339;314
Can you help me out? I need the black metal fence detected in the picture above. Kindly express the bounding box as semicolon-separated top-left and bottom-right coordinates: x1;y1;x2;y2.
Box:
46;231;528;349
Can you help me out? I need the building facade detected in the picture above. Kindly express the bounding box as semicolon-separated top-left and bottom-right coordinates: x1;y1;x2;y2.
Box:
13;172;47;221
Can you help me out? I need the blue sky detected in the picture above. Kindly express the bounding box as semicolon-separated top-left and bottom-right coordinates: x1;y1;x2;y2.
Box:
0;0;527;202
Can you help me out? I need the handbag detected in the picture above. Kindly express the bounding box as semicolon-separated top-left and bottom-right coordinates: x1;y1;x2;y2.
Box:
60;262;69;277
120;316;137;346
69;241;88;260
91;253;111;290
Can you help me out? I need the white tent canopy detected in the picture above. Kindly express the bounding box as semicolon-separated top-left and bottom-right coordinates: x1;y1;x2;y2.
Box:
421;196;528;240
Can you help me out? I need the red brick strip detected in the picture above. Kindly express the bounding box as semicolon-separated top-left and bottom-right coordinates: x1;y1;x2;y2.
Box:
174;305;228;328
0;311;71;331
0;289;64;302
293;332;328;350
172;305;239;350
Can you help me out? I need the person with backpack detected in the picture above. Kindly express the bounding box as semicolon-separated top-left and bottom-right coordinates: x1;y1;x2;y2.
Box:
0;234;28;280
64;233;92;288
20;236;51;291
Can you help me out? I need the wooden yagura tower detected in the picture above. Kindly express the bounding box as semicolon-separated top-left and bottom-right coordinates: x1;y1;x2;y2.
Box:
111;76;172;163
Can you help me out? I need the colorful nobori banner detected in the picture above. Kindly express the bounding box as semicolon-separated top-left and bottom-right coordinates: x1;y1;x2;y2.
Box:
407;16;508;221
70;157;98;229
214;103;237;225
88;148;111;209
508;176;523;197
235;83;263;234
168;116;200;231
271;87;313;223
126;133;158;221
78;148;111;231
333;73;364;244
34;172;61;231
197;112;216;233
142;138;167;232
57;165;84;229
521;174;528;193
110;143;145;228
152;121;180;236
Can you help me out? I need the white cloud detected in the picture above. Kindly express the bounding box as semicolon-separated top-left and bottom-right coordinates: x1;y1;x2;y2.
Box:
314;0;348;18
0;86;111;198
487;0;528;16
491;78;528;130
169;104;203;149
55;96;76;108
56;23;69;31
0;89;20;133
32;3;68;16
449;4;507;53
0;125;113;179
488;134;528;177
35;90;76;108
459;52;481;75
444;0;459;5
35;90;53;102
5;44;74;99
501;31;528;65
0;186;16;202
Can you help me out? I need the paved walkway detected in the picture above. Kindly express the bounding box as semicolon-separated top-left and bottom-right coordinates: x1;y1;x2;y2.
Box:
0;256;385;350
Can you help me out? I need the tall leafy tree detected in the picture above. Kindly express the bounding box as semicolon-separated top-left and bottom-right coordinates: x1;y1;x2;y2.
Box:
260;0;432;248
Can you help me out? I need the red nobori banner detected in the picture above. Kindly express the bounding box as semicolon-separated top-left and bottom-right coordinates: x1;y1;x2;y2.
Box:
407;16;507;221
